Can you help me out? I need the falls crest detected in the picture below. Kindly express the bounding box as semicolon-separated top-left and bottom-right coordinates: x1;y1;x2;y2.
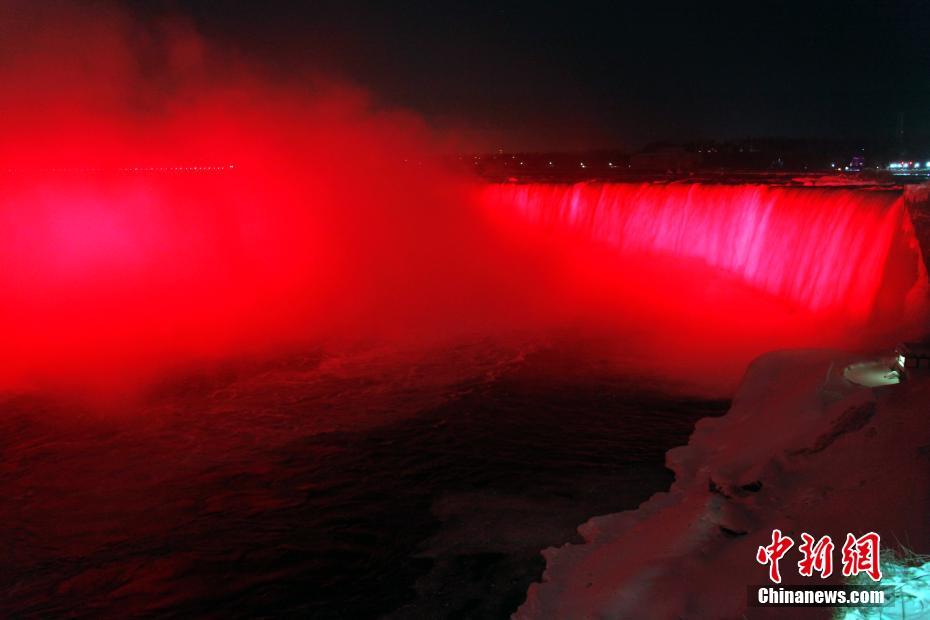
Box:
483;182;929;325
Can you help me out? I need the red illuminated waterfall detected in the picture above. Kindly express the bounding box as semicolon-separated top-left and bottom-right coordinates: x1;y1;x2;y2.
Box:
482;182;929;325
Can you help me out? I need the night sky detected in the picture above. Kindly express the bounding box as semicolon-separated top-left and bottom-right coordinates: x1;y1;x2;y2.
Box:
138;1;930;151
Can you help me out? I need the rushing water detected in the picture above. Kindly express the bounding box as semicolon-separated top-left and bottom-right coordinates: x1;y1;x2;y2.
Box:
482;183;928;324
1;337;728;618
5;181;928;618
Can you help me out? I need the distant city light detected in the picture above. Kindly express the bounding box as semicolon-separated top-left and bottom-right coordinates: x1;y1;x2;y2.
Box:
887;160;930;172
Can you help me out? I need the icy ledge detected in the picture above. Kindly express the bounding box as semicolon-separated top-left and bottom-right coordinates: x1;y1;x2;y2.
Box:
515;350;930;619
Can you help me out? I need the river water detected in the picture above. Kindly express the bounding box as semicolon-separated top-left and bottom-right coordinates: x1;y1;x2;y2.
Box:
2;335;727;618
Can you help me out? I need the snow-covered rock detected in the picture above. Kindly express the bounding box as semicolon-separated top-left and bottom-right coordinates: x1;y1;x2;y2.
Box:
516;350;930;619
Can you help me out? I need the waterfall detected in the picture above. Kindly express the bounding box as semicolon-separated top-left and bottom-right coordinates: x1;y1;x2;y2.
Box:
482;182;928;325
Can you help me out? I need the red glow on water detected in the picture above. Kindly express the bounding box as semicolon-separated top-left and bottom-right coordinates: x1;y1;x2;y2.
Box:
0;4;535;395
488;183;926;322
0;144;511;394
482;182;928;323
1;3;927;398
480;182;929;387
4;171;928;396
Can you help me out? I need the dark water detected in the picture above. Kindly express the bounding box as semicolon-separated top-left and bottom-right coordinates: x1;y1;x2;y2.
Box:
1;338;728;619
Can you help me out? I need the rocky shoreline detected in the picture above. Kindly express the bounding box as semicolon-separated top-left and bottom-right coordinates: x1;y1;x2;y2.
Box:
516;349;930;619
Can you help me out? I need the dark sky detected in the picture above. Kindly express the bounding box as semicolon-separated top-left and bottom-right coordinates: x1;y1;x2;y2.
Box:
138;1;930;151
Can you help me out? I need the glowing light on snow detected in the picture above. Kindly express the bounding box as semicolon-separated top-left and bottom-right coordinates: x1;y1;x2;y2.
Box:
836;557;930;619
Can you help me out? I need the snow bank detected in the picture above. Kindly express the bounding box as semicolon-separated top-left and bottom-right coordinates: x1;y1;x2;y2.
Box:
516;350;930;619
